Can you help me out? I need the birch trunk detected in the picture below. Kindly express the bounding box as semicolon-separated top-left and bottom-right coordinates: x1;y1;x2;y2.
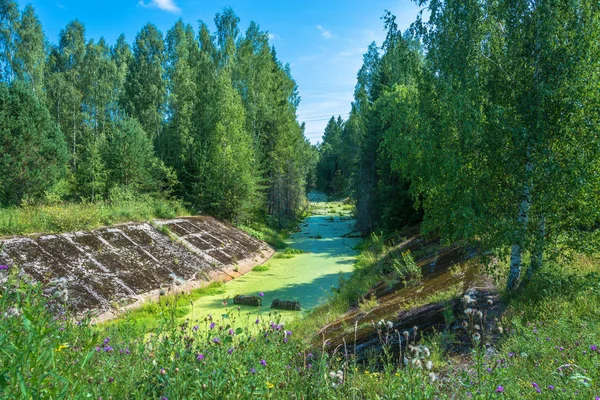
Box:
506;149;533;290
525;215;545;283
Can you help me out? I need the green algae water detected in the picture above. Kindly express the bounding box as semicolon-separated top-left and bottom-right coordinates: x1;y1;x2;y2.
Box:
186;195;360;322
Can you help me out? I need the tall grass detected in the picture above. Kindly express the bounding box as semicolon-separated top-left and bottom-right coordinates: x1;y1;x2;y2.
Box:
0;195;188;236
1;244;599;398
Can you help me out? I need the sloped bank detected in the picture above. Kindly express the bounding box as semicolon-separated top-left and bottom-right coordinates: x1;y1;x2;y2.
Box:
0;216;274;321
316;231;504;361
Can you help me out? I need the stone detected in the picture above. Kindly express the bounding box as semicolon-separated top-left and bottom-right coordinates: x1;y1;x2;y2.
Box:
233;295;262;307
271;299;301;311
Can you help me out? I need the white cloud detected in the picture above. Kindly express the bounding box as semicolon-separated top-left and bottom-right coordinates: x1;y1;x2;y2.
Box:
138;0;181;13
56;1;65;9
316;25;333;39
268;33;279;41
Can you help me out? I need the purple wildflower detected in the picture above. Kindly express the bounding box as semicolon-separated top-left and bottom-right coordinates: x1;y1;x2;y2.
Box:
197;353;204;361
210;322;215;330
212;337;220;344
193;325;199;331
285;330;292;336
495;385;504;393
228;348;234;354
250;367;256;374
228;329;234;335
259;292;264;297
255;318;260;325
95;347;101;352
103;346;113;352
548;385;554;390
103;337;110;345
260;359;266;366
0;265;9;270
591;345;597;352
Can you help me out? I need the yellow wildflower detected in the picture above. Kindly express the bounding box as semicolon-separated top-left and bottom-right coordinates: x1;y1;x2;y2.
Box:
56;344;68;352
266;382;274;389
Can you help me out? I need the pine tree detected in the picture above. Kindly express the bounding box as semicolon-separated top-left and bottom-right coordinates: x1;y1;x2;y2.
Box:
0;82;68;206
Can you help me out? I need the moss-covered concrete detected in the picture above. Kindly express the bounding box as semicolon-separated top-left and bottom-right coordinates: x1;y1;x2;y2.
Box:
0;216;273;320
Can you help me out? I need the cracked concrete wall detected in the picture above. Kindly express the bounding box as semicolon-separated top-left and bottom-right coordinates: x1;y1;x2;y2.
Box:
0;216;273;318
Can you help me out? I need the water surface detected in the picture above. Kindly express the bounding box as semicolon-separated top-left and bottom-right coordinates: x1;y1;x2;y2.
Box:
186;197;360;321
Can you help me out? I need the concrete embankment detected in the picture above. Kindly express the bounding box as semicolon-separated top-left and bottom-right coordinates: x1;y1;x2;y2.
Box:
0;216;274;320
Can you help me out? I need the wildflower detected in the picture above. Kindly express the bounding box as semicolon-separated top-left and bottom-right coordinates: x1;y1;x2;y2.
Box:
386;321;393;329
285;330;292;336
193;325;199;331
426;360;433;370
4;308;21;318
0;265;9;270
487;299;493;305
463;295;476;305
464;308;475;316
104;337;110;345
228;329;234;335
403;331;409;339
548;385;554;390
429;372;437;382
255;318;260;324
422;346;431;357
56;344;68;352
496;385;504;393
212;337;220;344
250;367;256;374
266;382;274;389
197;353;204;361
103;346;113;352
259;292;264;297
160;368;166;375
473;333;481;341
228;348;234;354
210;322;215;330
591;345;597;352
260;359;267;366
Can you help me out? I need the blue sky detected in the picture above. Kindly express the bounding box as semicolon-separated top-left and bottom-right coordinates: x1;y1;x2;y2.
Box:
18;0;424;144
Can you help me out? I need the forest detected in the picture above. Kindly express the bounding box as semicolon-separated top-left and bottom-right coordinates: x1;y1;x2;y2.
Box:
316;2;600;291
0;2;317;230
1;1;600;398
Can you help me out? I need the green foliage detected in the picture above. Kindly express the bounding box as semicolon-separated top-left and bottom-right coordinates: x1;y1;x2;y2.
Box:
0;81;68;206
2;252;597;398
0;194;187;236
237;220;289;249
252;264;270;272
0;5;313;230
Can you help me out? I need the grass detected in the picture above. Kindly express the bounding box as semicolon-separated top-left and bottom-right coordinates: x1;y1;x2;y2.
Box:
102;282;226;334
237;221;288;249
273;247;306;259
0;195;188;236
252;264;270;272
1;246;599;398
